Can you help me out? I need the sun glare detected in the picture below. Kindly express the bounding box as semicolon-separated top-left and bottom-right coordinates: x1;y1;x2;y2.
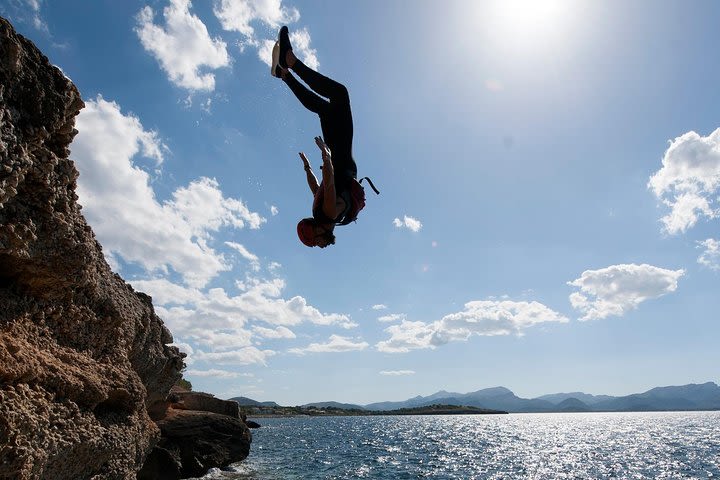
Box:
485;0;575;51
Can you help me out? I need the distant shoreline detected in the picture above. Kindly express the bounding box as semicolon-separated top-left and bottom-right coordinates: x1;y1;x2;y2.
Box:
245;408;720;419
241;404;508;418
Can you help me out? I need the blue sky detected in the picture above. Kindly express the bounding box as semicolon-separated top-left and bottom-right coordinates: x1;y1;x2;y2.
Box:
4;0;718;405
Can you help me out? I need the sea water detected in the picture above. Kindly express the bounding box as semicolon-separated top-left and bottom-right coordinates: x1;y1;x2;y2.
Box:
199;411;720;479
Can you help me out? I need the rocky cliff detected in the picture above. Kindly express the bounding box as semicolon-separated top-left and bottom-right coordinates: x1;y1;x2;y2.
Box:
0;16;195;479
139;389;252;479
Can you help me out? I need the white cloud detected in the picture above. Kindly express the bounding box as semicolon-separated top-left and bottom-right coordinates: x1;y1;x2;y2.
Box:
162;302;255;350
27;0;48;32
697;238;720;270
132;278;205;305
372;304;388;310
377;300;568;353
377;321;433;354
270;205;279;216
72;96;265;288
213;1;319;71
142;277;353;354
135;0;230;91
289;335;369;355
185;368;254;378
268;261;282;272
568;263;685;321
181;279;355;328
213;0;299;37
1;0;48;33
393;215;423;232
191;329;254;350
379;370;415;376
225;241;260;271
252;325;296;339
378;313;406;323
648;129;720;234
194;347;275;366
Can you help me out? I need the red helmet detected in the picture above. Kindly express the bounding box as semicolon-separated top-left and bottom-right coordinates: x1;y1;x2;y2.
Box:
297;218;317;247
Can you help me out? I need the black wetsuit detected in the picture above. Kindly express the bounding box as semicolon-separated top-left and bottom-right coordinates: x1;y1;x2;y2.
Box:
283;60;357;202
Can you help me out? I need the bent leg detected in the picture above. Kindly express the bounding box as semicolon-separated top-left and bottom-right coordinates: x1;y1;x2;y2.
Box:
292;60;350;106
283;72;329;114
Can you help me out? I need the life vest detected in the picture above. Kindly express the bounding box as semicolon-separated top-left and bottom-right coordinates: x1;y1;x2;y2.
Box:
312;177;379;226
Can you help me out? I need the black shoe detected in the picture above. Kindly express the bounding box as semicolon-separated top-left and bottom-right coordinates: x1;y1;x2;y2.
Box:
278;26;292;68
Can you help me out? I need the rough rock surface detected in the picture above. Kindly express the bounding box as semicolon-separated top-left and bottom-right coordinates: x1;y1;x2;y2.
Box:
138;410;252;480
0;17;186;479
171;391;241;418
142;389;252;476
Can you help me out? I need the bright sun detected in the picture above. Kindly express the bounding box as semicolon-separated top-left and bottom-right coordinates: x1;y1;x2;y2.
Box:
485;0;575;51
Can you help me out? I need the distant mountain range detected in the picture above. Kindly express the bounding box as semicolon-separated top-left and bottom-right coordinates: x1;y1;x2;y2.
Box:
228;396;280;408
231;382;720;413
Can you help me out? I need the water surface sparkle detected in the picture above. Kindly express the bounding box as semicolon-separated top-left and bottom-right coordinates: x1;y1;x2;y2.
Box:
200;411;720;479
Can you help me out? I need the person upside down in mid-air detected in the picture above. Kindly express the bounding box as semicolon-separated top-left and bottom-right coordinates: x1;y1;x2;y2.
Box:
272;26;364;248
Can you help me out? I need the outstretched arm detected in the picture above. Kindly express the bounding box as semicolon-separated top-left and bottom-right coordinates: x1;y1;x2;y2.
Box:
299;152;319;195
